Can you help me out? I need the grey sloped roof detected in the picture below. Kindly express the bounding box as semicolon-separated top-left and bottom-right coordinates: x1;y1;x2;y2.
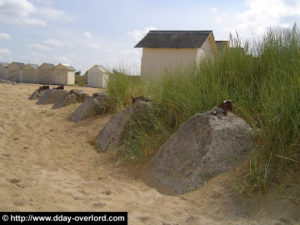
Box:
28;64;39;69
216;40;229;51
88;65;107;73
9;62;26;68
45;63;55;69
0;62;9;67
66;66;76;71
55;63;76;71
135;30;213;48
38;63;55;70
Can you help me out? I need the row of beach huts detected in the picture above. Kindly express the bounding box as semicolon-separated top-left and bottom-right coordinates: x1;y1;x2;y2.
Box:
0;62;108;88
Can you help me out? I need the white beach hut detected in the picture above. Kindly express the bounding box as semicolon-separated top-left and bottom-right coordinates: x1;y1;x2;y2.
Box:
38;63;55;84
54;64;76;85
22;64;39;83
0;62;9;80
135;30;218;79
216;40;229;53
87;65;108;88
6;62;25;82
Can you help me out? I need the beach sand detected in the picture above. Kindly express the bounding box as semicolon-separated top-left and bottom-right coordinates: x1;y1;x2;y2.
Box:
0;83;298;225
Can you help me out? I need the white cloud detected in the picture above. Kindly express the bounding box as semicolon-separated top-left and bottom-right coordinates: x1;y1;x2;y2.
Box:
30;51;46;58
121;49;139;55
0;32;11;40
26;43;51;51
90;43;101;49
53;56;71;65
45;39;64;47
0;0;70;26
0;48;11;55
127;26;157;41
0;0;44;25
37;7;72;21
213;0;300;38
23;17;46;26
83;32;92;39
29;51;47;64
0;0;35;16
210;8;218;14
45;39;72;48
237;0;300;35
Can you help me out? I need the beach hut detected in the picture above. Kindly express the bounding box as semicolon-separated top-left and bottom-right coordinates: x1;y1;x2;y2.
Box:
216;40;229;53
0;62;8;79
87;65;108;88
54;64;76;85
22;64;39;83
38;63;55;84
6;62;25;82
135;30;218;79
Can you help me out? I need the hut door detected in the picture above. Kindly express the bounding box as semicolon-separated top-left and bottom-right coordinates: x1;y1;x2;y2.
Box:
40;70;48;84
56;70;65;84
23;70;32;83
8;69;19;82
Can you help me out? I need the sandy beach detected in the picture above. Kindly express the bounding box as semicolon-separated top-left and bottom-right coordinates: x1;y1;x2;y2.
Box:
0;83;298;225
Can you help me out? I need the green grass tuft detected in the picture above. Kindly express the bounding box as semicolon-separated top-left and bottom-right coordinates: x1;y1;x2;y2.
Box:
75;74;87;86
106;70;145;112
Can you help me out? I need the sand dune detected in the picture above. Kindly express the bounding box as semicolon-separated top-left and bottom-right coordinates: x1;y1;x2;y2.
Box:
0;83;298;225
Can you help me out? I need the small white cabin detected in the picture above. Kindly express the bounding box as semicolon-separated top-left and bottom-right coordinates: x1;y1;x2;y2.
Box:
6;62;25;82
38;63;55;84
0;62;8;79
87;65;108;88
22;64;39;83
54;64;75;85
135;30;218;79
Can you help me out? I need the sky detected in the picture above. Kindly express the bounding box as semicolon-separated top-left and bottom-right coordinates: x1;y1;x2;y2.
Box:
0;0;300;74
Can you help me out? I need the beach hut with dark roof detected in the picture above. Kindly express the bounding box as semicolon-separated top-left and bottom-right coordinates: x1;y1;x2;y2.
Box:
87;65;108;88
54;63;76;85
0;62;9;80
135;30;218;79
22;64;39;83
6;62;26;82
216;40;229;53
38;63;55;84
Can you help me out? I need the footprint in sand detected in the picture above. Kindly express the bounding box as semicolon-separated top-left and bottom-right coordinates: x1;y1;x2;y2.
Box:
9;178;21;184
92;202;106;208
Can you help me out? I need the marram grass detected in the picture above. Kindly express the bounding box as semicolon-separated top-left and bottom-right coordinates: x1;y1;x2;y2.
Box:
106;25;300;193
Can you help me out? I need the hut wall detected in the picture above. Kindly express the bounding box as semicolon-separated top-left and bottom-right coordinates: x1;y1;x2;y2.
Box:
39;65;54;84
23;66;38;83
87;67;104;88
140;48;197;79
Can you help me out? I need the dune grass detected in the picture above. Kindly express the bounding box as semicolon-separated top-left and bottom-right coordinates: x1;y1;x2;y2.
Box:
75;74;87;86
106;26;300;193
106;70;145;112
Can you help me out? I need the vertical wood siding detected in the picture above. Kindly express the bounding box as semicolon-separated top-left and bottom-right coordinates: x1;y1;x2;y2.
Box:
23;66;38;83
141;48;198;79
0;66;6;79
6;64;22;82
38;65;54;84
67;71;75;85
87;67;105;88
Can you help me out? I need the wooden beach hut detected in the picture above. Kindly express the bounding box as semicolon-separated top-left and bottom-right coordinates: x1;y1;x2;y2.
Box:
0;62;8;80
22;64;39;83
38;63;55;84
87;65;108;88
135;30;218;79
6;62;25;82
54;64;76;85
